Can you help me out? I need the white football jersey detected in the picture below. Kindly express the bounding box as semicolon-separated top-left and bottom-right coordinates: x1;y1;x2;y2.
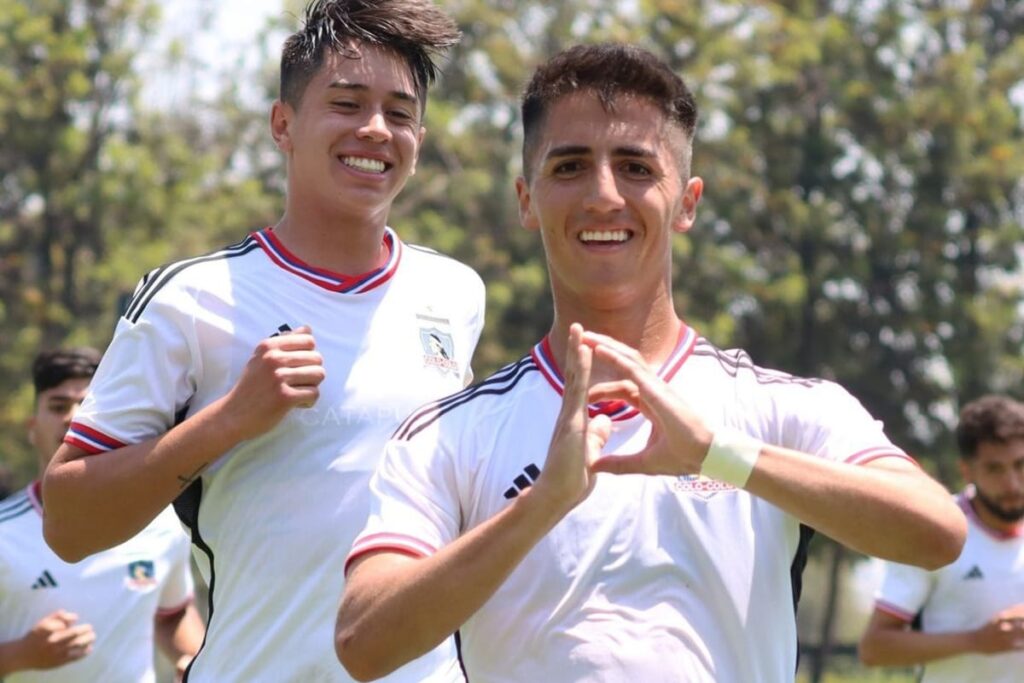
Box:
351;327;912;682
875;491;1024;683
0;483;193;683
66;228;484;682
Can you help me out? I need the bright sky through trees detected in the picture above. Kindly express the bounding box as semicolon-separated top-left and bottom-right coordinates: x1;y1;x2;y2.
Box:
139;0;286;108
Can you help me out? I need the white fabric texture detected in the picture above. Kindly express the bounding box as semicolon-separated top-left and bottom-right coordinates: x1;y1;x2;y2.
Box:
351;329;911;682
68;229;484;682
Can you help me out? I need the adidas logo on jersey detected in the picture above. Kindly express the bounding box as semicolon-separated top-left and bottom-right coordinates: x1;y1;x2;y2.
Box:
503;464;542;499
31;570;58;589
963;565;984;580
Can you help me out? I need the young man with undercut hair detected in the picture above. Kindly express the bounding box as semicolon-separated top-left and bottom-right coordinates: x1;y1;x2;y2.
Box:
336;43;965;682
860;394;1024;682
1;348;203;682
42;2;483;680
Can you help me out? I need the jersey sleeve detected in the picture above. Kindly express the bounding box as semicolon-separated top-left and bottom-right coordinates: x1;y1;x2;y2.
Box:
874;558;935;622
770;380;914;467
156;510;196;616
346;425;463;573
458;266;487;388
65;273;199;453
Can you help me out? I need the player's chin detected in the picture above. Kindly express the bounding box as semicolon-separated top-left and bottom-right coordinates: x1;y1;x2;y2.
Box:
995;502;1024;521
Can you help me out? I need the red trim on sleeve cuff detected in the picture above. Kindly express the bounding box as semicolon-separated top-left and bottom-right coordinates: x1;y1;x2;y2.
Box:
64;423;127;454
874;600;915;622
156;595;194;619
845;449;918;468
345;544;428;576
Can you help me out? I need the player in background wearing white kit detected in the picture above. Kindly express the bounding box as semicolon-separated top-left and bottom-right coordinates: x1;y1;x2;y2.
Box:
335;43;967;682
40;1;483;681
859;394;1024;682
0;348;203;682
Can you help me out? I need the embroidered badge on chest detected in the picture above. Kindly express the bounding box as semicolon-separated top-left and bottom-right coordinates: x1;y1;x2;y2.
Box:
417;311;459;375
125;560;157;590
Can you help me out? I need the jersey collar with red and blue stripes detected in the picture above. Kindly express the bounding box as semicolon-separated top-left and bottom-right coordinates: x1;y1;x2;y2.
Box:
530;324;698;421
252;226;402;293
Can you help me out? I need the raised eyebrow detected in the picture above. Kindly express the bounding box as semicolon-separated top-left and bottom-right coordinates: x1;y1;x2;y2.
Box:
326;82;418;105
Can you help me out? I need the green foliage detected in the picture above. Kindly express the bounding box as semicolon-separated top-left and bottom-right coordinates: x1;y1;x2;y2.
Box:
423;1;1024;491
1;3;1020;677
0;0;282;485
1;1;1022;504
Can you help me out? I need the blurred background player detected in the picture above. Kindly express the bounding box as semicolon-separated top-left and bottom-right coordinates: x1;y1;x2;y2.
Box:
0;347;203;682
860;394;1024;682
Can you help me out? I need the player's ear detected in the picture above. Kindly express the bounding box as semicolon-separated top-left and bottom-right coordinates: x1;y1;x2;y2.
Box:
516;176;540;232
26;416;37;449
957;458;972;485
673;176;703;234
271;100;295;153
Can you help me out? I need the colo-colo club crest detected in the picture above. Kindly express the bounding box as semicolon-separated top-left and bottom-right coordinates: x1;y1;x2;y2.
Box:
420;327;458;374
125;559;157;590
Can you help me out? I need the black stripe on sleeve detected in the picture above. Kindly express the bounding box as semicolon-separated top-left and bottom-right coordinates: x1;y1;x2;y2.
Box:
394;356;538;442
691;341;821;388
125;237;259;323
0;495;31;524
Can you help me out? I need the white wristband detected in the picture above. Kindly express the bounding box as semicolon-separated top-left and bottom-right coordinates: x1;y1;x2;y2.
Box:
700;428;762;488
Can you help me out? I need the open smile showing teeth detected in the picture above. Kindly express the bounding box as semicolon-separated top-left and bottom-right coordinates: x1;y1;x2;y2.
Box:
341;156;388;174
579;230;631;243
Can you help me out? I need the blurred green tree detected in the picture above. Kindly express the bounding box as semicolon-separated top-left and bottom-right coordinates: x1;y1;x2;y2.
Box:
0;0;281;485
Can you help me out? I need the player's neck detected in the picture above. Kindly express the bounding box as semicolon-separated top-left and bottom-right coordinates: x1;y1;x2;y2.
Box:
547;301;683;373
272;209;389;276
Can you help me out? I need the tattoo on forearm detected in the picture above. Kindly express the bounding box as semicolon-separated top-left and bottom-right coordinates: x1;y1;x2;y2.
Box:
177;464;208;490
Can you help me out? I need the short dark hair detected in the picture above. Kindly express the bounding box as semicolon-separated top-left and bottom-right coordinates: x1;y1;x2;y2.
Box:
955;394;1024;459
521;43;699;179
32;347;101;397
280;0;461;111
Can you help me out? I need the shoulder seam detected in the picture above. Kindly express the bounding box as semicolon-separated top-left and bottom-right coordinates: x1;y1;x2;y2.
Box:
691;342;820;388
404;243;471;266
405;243;439;255
124;236;260;323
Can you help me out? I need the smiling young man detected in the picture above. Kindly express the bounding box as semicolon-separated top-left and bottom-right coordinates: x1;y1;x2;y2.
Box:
335;44;965;682
860;394;1024;682
1;348;203;682
41;2;483;681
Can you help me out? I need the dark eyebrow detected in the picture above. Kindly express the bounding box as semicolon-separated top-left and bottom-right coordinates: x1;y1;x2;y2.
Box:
545;144;657;161
326;81;418;105
546;145;591;160
614;145;657;158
